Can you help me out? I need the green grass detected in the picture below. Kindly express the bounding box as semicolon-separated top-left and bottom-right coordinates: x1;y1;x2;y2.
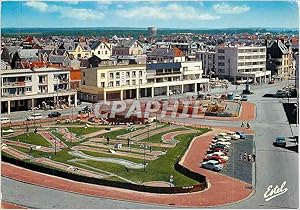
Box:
9;145;75;163
67;127;104;136
140;127;187;143
103;127;144;140
74;128;210;186
81;150;145;164
10;133;52;147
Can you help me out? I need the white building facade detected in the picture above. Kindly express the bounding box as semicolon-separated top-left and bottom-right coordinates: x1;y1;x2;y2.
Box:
1;67;77;114
79;62;209;102
216;45;271;84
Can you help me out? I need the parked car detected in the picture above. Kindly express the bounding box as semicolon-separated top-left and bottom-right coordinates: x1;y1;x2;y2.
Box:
242;89;254;95
1;117;11;124
207;153;229;161
236;131;246;139
227;131;240;140
48;111;61;118
241;95;248;101
273;136;286;147
210;143;230;150
26;113;43;121
201;160;224;172
203;155;227;164
234;94;241;100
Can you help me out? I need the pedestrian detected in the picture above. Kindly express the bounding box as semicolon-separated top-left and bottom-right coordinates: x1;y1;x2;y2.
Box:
248;154;252;162
241;121;245;128
247;121;250;129
239;153;243;161
252;154;256;162
17;139;20;144
243;152;247;161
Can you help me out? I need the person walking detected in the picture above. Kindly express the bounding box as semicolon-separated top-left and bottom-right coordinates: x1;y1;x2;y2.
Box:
252;154;256;162
243;152;248;161
246;121;250;129
248;154;252;162
241;121;245;128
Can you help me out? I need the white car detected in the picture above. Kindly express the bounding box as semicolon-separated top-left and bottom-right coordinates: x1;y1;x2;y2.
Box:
1;117;11;124
214;133;228;139
26;113;43;121
234;95;242;100
227;131;240;140
201;160;223;172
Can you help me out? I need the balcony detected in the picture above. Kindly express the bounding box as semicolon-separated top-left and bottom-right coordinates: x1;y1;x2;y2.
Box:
2;81;25;87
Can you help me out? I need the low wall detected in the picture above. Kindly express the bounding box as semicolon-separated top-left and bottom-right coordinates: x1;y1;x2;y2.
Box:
2;155;207;194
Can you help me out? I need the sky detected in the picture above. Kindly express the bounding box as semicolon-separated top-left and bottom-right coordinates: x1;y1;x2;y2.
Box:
1;0;299;29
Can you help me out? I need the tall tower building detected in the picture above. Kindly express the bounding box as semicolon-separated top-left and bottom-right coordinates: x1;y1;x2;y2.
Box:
148;26;157;37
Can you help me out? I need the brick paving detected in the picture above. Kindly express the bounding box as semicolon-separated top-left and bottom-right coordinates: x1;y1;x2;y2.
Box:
1;201;27;209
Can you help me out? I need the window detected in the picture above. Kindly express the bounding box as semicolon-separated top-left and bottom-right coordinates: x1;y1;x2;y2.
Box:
92;52;94;56
101;82;105;88
101;73;105;79
98;51;100;54
109;81;113;87
116;81;120;86
218;62;225;66
132;71;136;77
25;87;32;92
218;56;225;60
132;80;136;85
109;73;114;79
139;79;142;84
83;80;85;85
218;49;225;53
126;80;130;85
126;72;130;78
139;71;142;77
83;72;85;77
25;76;32;82
78;54;81;58
105;50;108;55
116;72;120;79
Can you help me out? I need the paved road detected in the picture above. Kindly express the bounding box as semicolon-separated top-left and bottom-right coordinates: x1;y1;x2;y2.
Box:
2;81;298;208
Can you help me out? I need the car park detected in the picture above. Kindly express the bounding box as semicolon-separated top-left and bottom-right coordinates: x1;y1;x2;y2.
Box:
273;136;286;147
26;113;43;121
48;111;61;118
201;160;224;172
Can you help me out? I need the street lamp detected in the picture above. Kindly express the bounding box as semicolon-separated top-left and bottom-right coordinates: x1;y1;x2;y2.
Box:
143;143;146;172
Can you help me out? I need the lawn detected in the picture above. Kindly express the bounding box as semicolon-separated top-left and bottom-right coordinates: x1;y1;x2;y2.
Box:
103;127;144;140
67;127;104;136
81;150;145;164
74;128;210;186
140;127;187;143
10;133;52;147
51;130;83;147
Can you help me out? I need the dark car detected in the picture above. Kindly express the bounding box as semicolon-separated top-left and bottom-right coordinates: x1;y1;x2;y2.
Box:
273;137;286;147
241;95;248;101
48;111;61;118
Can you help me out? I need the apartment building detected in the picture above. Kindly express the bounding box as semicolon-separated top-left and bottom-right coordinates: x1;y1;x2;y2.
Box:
79;61;209;102
215;45;271;84
196;50;216;77
1;67;77;114
267;40;294;79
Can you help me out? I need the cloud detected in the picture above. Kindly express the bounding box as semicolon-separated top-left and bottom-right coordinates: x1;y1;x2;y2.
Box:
24;1;103;21
213;3;250;14
24;1;48;12
118;3;219;20
65;1;79;5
